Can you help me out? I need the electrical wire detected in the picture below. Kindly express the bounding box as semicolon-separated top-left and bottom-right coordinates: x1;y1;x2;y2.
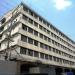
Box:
0;0;30;61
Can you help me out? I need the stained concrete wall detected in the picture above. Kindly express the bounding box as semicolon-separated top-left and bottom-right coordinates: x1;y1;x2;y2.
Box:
0;60;17;75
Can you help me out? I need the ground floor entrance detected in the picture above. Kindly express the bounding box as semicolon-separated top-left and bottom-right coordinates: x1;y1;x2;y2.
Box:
19;61;75;75
20;62;56;75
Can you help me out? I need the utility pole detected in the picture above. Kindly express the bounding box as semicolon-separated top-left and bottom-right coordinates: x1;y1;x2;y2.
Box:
4;5;20;61
4;4;24;61
4;13;14;61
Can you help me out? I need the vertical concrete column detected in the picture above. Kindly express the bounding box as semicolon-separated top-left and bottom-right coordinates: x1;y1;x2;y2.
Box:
17;61;21;75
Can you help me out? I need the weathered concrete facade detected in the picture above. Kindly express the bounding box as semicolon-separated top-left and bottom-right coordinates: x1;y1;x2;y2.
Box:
0;60;17;75
0;2;75;75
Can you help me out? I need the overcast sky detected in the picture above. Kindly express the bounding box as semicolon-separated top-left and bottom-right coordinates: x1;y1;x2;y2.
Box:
0;0;75;41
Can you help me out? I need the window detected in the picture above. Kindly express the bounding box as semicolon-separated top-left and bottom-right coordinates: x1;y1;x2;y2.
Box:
47;23;49;27
47;30;50;34
40;53;44;59
52;40;54;44
1;18;6;24
29;10;33;16
20;47;27;54
39;25;42;30
28;27;33;34
44;36;47;41
54;34;56;38
39;33;43;39
22;24;27;31
28;49;33;56
57;58;60;62
28;18;33;24
23;6;28;12
45;54;48;60
49;55;52;60
0;43;1;48
48;38;51;42
34;51;39;57
21;35;27;42
43;27;46;32
34;21;38;27
40;43;44;48
0;34;2;39
34;14;38;19
23;15;28;21
39;17;42;22
44;45;48;50
49;46;51;51
53;57;57;61
55;42;57;46
0;26;4;32
43;20;47;25
34;30;38;36
53;48;56;52
56;49;59;54
28;38;33;44
59;51;61;55
51;32;53;37
34;40;38;46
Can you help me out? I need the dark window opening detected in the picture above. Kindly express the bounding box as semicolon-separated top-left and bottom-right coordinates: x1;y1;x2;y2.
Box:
28;38;33;44
34;40;38;46
40;43;44;48
45;54;48;60
34;51;39;57
48;38;51;42
0;43;1;48
22;24;27;31
49;55;52;60
0;34;2;39
21;35;27;42
20;47;27;54
29;10;33;16
47;30;50;34
1;18;6;24
28;27;33;34
34;30;38;36
28;49;33;56
43;27;46;32
53;57;57;61
39;17;42;22
34;14;38;19
23;6;28;12
39;33;43;39
23;15;28;21
34;21;38;27
44;36;47;41
39;25;42;30
40;53;44;59
44;45;48;50
49;46;51;51
28;18;33;24
0;26;4;32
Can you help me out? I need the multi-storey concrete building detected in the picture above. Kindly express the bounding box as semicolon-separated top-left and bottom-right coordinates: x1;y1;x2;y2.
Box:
0;2;75;75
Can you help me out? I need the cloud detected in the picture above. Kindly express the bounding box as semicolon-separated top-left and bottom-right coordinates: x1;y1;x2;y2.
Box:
53;0;72;10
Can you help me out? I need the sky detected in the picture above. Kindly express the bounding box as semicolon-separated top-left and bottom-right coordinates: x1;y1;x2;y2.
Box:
0;0;75;41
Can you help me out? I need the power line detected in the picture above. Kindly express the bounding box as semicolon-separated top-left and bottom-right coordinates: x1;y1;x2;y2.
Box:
0;1;28;61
